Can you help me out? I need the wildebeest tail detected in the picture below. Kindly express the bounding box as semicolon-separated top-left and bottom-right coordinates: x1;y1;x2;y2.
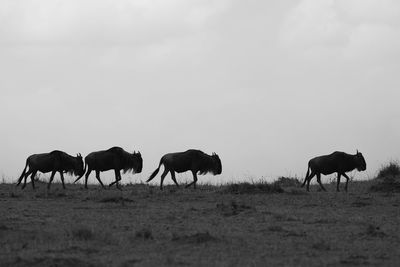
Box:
146;160;163;182
301;163;310;188
16;160;29;186
74;162;87;183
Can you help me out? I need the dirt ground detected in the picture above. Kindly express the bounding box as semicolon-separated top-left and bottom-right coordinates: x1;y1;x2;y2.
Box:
0;180;399;267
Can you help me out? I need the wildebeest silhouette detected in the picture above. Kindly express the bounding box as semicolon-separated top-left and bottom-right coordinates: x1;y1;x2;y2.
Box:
16;151;85;190
301;150;366;192
74;147;142;189
147;149;222;190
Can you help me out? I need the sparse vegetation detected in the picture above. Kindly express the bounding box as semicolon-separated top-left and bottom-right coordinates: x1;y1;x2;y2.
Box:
1;176;400;266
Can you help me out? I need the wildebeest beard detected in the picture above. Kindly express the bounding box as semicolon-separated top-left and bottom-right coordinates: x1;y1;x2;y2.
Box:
198;158;217;175
61;154;83;177
121;153;140;174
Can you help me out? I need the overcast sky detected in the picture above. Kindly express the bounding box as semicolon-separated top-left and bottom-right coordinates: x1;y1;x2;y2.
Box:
1;0;399;185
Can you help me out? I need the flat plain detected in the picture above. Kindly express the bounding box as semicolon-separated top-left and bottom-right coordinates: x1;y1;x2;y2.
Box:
0;179;399;267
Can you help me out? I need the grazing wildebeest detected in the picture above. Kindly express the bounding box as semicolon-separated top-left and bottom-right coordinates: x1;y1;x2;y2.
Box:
301;150;366;192
16;151;85;190
74;147;142;189
147;149;222;190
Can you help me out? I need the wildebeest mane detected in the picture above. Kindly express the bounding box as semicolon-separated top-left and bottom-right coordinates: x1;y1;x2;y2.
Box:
107;147;139;174
197;152;217;175
50;150;82;176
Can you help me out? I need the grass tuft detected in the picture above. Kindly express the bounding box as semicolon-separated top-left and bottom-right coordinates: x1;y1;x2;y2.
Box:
71;227;94;241
364;224;386;238
172;232;218;244
223;181;283;194
273;176;302;187
99;196;134;203
134;228;153;240
217;200;253;216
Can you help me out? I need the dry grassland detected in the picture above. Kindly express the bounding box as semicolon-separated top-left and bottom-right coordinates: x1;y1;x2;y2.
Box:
0;179;399;266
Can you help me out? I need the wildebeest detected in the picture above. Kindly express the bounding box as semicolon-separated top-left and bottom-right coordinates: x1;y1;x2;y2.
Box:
16;151;85;190
301;150;366;192
74;147;142;189
146;149;222;190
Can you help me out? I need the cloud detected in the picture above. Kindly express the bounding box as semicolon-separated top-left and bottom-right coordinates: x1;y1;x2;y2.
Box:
279;0;348;48
279;0;400;64
338;0;400;24
344;23;400;63
0;0;230;46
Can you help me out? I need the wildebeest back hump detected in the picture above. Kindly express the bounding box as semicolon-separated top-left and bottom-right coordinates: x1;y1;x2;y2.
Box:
107;146;125;155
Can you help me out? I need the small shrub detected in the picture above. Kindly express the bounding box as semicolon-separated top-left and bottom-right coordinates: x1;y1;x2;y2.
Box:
370;162;400;193
376;161;400;179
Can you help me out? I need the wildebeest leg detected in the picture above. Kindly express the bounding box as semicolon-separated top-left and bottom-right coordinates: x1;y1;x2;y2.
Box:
342;173;350;192
306;172;316;192
185;171;198;189
336;173;341;192
95;170;105;189
59;171;66;189
84;169;92;189
16;175;24;186
20;169;32;189
109;170;122;188
160;168;169;190
170;171;179;188
316;173;327;191
16;167;28;186
47;170;57;189
30;171;37;189
23;170;37;190
115;171;122;189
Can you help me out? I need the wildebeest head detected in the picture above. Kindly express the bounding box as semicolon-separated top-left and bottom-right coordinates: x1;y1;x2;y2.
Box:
74;153;85;177
211;152;222;175
123;150;142;174
132;151;143;173
355;150;366;171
